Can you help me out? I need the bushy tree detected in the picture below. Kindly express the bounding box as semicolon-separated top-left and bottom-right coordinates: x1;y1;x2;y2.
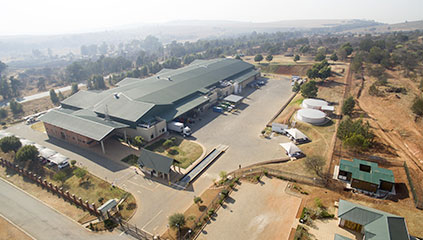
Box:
73;167;87;179
9;99;23;115
265;55;273;62
0;136;22;152
314;53;326;61
53;171;67;185
307;60;331;80
15;145;39;163
193;196;203;206
49;89;59;105
168;213;185;231
292;82;300;92
342;97;355;116
330;53;338;62
337;118;374;151
254;54;263;63
411;97;423;116
294;54;300;62
300;80;318;98
133;136;144;147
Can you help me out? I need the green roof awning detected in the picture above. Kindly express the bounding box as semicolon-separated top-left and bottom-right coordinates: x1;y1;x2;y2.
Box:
40;109;129;141
138;149;174;174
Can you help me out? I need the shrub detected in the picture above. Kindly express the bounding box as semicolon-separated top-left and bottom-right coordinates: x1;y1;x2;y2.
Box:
261;130;265;134
118;204;124;211
104;219;116;230
314;198;323;208
162;139;174;148
337;117;374;151
219;171;227;181
254;175;261;182
411;97;423;116
98;197;104;203
52;171;67;184
292;82;300;92
220;189;229;197
126;202;137;210
193;196;203;205
70;160;77;166
9;99;23;115
207;208;215;216
229;183;235;189
369;83;383;96
168;148;179;155
319;210;334;219
73;167;87;179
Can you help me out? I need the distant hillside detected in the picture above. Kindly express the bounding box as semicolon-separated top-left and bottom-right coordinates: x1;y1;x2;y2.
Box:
0;19;381;59
343;20;423;33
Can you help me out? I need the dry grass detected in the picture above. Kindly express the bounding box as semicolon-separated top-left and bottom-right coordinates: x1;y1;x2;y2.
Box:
146;136;203;169
30;121;45;133
0;216;33;240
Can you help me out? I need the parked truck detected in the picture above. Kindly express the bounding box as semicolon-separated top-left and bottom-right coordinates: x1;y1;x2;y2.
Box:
167;121;192;136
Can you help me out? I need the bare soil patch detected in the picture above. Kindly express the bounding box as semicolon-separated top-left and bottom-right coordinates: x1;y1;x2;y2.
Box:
0;216;33;240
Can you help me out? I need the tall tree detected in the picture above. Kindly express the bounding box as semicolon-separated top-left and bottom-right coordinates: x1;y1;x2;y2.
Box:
300;80;318;98
9;99;23;115
9;76;20;97
49;89;59;105
71;83;79;95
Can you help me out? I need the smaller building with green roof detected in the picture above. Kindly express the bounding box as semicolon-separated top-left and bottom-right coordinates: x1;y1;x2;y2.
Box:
337;199;410;240
338;158;395;193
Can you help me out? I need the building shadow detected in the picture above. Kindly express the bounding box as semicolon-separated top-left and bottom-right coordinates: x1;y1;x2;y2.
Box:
45;138;127;172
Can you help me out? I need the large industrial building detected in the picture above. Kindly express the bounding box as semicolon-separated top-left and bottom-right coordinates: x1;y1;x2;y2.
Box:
40;58;259;153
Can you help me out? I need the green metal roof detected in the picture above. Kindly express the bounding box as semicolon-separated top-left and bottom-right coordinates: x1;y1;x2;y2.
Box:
231;69;259;83
338;199;409;240
138;149;174;174
58;59;256;126
339;159;395;185
39;109;129;141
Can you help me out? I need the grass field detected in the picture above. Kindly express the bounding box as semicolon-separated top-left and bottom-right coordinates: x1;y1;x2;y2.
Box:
146;136;203;169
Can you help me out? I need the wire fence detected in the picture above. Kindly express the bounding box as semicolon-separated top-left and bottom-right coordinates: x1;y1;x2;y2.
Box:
115;218;155;240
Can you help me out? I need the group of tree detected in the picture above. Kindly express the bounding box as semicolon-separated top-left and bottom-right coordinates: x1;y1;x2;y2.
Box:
300;80;318;98
337;42;353;60
49;89;60;105
337;117;374;151
87;75;107;90
9;99;23;115
0;76;21;100
341;97;355;116
0;136;22;153
306;60;331;81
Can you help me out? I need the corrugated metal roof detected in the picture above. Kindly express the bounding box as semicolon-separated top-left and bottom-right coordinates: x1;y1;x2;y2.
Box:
40;109;129;141
138;149;174;174
339;159;395;185
338;199;409;240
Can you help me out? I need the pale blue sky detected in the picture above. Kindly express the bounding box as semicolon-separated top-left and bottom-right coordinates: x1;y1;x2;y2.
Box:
2;0;422;35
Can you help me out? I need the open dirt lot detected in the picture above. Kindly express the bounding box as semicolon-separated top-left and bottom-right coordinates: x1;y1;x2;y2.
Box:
198;177;301;240
0;216;33;240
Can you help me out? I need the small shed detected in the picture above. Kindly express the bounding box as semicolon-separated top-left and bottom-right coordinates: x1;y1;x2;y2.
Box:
39;148;57;159
98;199;117;217
280;142;303;158
48;153;69;165
286;128;309;143
138;149;175;181
223;94;244;104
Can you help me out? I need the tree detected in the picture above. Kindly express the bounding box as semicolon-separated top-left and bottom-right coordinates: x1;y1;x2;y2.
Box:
133;136;144;147
37;77;46;91
219;171;227;181
300;80;318;98
330;53;338;62
9;99;23;115
294;54;300;62
90;75;107;90
411;97;423;116
168;213;185;232
15;145;39;163
304;155;325;177
49;89;59;105
9;76;20;97
341;42;353;56
0;78;11;100
71;83;79;95
0;136;22;152
73;167;87;179
254;54;263;63
235;55;241;60
307;60;331;80
314;53;326;61
58;91;65;101
337;117;374;151
183;55;196;65
292;82;300;92
342;97;355;116
265;55;273;62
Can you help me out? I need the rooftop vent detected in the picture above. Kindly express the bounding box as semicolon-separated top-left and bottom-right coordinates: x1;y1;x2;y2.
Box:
157;76;160;79
113;93;120;99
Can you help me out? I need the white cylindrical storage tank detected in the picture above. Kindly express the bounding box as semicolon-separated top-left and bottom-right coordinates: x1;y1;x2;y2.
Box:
302;98;329;110
296;109;327;125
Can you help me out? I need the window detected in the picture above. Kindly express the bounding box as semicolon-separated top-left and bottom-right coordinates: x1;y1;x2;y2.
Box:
151;134;154;139
359;164;371;173
162;128;165;132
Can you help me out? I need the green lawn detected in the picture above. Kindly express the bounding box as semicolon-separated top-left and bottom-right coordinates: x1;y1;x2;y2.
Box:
146;137;203;169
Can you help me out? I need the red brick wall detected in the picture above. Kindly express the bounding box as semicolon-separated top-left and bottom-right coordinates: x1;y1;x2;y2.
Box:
43;122;97;148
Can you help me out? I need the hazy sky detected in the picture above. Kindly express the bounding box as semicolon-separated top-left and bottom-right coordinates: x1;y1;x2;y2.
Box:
2;0;422;35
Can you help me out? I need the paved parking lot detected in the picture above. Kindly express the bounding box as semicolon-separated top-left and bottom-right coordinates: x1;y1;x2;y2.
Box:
6;76;293;235
198;178;301;240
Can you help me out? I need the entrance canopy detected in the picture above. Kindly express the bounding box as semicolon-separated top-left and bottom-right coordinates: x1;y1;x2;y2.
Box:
138;149;175;174
223;94;244;104
286;128;308;140
280;142;302;157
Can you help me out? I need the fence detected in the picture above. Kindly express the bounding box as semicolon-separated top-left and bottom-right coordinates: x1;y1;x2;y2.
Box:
0;158;100;215
115;218;155;240
403;162;423;209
